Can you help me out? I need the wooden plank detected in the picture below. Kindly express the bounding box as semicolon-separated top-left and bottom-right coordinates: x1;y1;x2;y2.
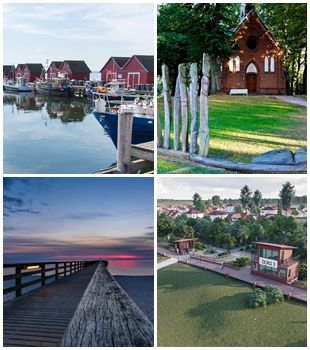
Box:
117;112;133;173
173;76;181;151
199;53;211;157
179;63;188;152
60;262;154;347
131;141;154;162
162;64;171;149
157;110;163;148
4;263;99;347
189;63;198;154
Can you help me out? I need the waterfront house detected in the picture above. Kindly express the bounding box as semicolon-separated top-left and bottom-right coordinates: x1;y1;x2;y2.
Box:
23;64;45;82
100;55;154;88
3;65;15;80
15;64;25;78
100;57;130;83
46;61;63;80
221;6;286;94
251;242;299;283
59;60;91;80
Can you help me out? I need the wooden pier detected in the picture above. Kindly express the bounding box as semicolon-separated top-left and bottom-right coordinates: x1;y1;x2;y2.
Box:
96;110;154;174
3;261;153;347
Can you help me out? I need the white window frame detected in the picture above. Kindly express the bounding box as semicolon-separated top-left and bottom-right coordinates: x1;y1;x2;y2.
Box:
127;72;140;88
270;57;275;72
264;57;269;72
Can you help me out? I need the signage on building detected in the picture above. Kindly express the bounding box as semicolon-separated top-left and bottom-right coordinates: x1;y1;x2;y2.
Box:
259;257;278;269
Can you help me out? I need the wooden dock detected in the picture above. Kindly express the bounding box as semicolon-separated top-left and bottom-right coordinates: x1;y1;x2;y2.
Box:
3;261;153;347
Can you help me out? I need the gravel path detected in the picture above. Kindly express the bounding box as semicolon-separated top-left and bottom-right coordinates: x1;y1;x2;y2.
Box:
115;275;154;323
273;95;307;107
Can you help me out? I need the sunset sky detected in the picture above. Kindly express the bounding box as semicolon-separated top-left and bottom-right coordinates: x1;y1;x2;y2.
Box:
4;178;154;275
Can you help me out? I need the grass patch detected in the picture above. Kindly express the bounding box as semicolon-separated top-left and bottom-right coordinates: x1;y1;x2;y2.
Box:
158;95;306;172
157;159;234;174
158;263;307;347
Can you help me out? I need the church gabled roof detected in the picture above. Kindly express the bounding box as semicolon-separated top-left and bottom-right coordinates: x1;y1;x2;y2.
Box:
230;9;282;50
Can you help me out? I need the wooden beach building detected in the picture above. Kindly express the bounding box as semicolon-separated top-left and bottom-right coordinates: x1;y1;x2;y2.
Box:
15;63;44;82
251;242;299;283
58;60;91;80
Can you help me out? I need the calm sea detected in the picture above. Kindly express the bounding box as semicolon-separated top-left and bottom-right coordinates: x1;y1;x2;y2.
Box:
3;91;117;173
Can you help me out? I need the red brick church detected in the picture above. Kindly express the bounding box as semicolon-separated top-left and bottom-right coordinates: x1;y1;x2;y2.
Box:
221;5;286;95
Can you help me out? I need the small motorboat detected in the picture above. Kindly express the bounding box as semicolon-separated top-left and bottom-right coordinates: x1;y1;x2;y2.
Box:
3;77;32;92
34;80;73;97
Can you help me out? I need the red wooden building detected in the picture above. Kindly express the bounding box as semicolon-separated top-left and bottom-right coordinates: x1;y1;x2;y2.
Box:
221;7;286;94
174;238;194;255
58;60;91;81
46;61;63;80
15;63;44;82
251;242;299;283
3;65;15;80
100;55;154;88
15;64;25;78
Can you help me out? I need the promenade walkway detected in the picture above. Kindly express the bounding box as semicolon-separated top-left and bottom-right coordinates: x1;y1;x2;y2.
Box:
158;247;307;303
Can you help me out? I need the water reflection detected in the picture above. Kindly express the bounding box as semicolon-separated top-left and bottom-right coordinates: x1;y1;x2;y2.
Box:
4;92;93;124
3;92;117;174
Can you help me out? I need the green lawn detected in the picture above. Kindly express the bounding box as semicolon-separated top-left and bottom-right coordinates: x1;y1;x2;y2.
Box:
158;263;307;347
158;95;306;172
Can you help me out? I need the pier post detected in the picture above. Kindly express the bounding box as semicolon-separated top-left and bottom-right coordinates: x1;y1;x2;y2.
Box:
55;263;59;280
64;262;67;277
41;264;45;286
117;111;133;173
15;265;21;297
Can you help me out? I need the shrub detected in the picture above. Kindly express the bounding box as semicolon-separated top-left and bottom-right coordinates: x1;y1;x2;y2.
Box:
298;263;307;280
218;251;230;257
248;288;267;308
194;241;205;251
234;257;250;267
209;249;217;254
264;286;284;305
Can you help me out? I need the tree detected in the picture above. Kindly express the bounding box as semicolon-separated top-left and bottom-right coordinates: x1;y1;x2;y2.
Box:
279;182;295;216
235;204;243;213
240;185;252;211
277;200;283;215
211;195;222;207
193;192;205;212
157;213;175;238
253;190;263;208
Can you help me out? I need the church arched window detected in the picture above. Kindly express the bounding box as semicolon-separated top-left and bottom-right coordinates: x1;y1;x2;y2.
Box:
228;58;234;72
228;56;240;72
264;57;269;72
270;57;275;72
235;56;240;72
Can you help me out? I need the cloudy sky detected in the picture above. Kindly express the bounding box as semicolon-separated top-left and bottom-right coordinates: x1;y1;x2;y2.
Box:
4;178;154;275
4;3;154;71
158;176;307;200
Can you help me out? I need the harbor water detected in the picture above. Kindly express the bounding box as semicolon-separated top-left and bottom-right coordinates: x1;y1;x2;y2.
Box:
4;92;117;174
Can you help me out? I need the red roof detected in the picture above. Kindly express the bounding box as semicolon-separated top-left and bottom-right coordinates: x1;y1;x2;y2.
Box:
187;209;203;214
209;211;227;215
253;242;297;249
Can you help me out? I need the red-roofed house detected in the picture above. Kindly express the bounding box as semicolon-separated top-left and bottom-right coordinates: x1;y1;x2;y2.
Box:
174;238;194;255
186;209;204;219
59;60;91;80
261;206;277;216
46;61;63;80
223;203;235;213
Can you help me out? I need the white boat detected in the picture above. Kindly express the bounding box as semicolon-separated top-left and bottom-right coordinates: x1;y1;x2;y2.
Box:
3;77;32;92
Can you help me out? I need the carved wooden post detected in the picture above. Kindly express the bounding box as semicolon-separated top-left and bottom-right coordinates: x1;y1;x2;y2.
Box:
189;63;198;154
173;76;181;151
157;110;163;148
162;64;171;149
41;264;45;286
117;111;133;173
15;265;21;297
179;63;188;152
199;53;211;157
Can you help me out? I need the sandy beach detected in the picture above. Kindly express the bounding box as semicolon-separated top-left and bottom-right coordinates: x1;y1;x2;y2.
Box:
115;275;154;323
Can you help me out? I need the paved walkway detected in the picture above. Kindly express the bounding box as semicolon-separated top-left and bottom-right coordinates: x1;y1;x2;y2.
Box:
158;247;306;303
274;95;307;108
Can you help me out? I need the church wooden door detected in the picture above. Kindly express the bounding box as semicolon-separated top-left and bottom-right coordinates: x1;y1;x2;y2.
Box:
246;73;257;93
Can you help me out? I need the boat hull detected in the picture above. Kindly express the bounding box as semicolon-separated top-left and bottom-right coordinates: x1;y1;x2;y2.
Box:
3;84;32;92
34;85;73;97
93;111;154;145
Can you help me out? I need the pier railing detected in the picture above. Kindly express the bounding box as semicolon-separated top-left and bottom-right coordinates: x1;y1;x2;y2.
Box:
3;260;99;298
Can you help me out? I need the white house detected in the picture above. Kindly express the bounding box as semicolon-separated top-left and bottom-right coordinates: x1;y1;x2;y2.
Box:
223;203;235;213
260;206;277;216
185;209;204;219
208;210;229;221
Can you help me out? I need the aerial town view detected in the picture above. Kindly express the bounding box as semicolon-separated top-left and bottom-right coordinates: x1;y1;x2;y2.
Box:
157;176;307;346
3;3;154;174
